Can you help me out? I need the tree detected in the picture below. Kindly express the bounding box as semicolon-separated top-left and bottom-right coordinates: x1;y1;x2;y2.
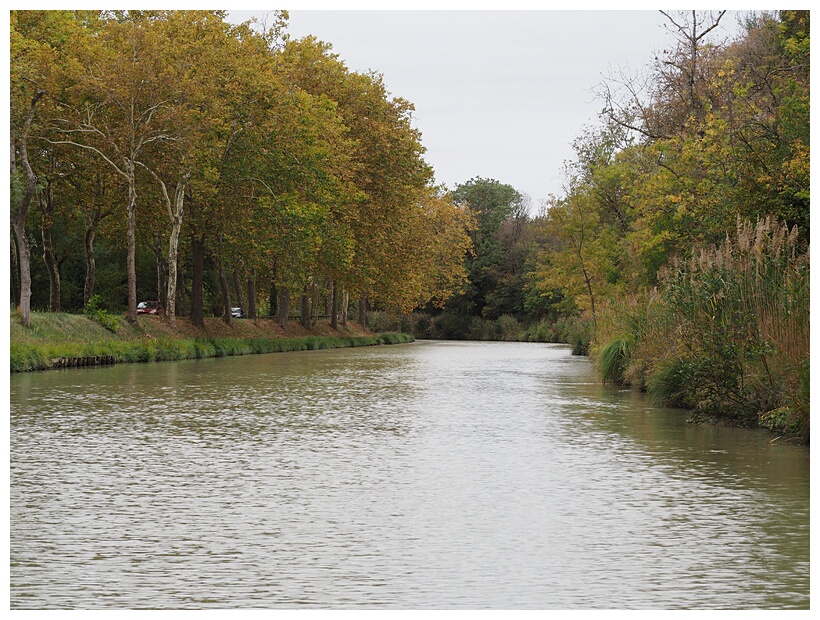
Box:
601;10;729;141
10;11;77;325
532;190;621;331
10;88;44;327
448;177;523;319
46;13;177;323
280;37;438;322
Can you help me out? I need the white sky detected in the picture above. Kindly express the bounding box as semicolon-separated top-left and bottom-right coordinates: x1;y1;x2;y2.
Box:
228;7;750;207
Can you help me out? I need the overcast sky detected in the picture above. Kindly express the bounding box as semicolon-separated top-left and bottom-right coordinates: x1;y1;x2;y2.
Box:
227;8;748;208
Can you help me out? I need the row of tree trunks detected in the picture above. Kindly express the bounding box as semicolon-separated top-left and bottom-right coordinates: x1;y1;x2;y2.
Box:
18;212;368;333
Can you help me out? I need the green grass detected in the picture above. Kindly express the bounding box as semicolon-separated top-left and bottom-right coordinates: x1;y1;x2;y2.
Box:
9;310;415;372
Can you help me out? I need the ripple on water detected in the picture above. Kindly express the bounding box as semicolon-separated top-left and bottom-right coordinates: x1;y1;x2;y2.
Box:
10;342;810;609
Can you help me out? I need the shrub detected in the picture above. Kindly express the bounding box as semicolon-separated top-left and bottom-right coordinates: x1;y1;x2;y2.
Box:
497;314;523;341
379;332;414;345
597;335;634;385
647;358;694;409
84;295;120;332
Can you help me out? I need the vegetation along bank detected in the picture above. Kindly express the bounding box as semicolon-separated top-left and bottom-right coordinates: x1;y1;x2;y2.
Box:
9;310;413;373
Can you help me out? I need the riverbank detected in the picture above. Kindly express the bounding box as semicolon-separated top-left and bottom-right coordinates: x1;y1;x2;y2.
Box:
9;310;413;372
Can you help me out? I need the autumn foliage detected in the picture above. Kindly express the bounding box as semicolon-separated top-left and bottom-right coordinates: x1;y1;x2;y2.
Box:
10;10;472;328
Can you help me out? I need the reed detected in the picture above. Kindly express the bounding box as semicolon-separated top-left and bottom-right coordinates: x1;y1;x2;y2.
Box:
596;335;634;385
593;217;809;440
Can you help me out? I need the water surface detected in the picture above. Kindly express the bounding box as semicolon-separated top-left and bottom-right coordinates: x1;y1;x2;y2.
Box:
10;341;810;609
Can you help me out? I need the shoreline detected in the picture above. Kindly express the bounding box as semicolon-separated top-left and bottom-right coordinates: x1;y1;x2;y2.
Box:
9;311;413;373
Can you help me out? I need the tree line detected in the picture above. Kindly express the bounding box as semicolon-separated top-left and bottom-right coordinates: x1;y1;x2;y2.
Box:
10;10;473;329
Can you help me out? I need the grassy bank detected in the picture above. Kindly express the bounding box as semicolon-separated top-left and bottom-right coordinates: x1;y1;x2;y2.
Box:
9;310;414;372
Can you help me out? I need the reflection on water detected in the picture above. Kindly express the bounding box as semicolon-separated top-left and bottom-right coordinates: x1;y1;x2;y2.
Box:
10;341;809;609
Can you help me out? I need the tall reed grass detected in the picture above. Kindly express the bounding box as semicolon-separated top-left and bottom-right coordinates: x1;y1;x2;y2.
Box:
594;217;809;440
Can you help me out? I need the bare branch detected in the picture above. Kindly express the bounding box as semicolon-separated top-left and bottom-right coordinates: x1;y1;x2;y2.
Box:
41;138;127;179
244;177;276;196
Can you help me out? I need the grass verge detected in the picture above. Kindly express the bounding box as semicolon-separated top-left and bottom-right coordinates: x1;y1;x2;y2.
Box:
9;310;414;372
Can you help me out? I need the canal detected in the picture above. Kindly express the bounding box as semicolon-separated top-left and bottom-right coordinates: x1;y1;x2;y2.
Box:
10;340;810;609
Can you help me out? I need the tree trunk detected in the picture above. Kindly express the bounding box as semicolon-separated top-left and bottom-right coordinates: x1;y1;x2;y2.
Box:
125;167;138;324
154;235;168;314
269;281;277;318
247;268;257;320
11;89;44;328
330;280;338;330
41;218;61;312
11;219;33;326
164;181;185;326
341;290;349;325
324;281;333;318
277;287;290;331
217;257;232;325
39;186;61;312
300;285;311;329
175;263;187;318
83;226;96;306
268;259;278;318
358;294;368;328
10;233;20;308
581;264;597;335
190;233;205;329
311;282;319;325
232;266;243;314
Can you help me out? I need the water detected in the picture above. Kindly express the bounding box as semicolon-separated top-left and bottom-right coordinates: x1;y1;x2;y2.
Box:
9;341;810;609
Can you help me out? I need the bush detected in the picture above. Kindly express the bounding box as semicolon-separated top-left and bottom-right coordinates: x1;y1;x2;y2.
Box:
646;358;693;409
379;332;414;345
597;335;634;385
84;295;120;333
497;314;523;341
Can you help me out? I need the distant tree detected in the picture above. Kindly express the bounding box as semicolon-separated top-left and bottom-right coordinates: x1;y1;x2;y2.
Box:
449;177;524;319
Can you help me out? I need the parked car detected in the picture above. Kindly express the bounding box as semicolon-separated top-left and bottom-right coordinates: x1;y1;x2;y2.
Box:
231;307;246;318
136;300;162;315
